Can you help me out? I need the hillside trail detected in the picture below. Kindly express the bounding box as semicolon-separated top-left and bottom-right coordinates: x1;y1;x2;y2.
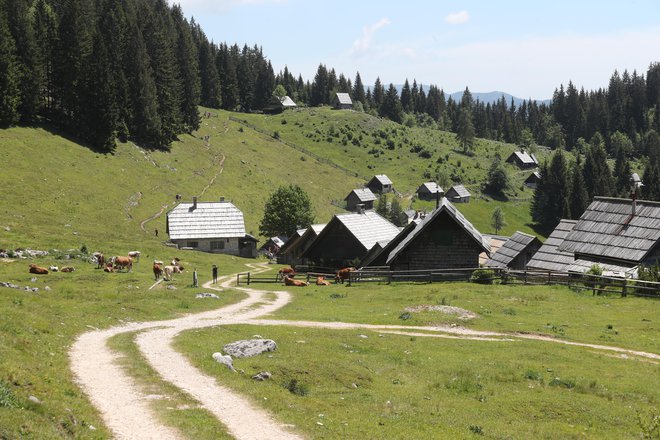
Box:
70;264;659;439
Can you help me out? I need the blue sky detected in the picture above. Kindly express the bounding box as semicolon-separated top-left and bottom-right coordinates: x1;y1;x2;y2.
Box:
172;0;660;100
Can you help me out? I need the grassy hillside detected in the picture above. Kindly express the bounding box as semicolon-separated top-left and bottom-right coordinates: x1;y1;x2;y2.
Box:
235;107;545;237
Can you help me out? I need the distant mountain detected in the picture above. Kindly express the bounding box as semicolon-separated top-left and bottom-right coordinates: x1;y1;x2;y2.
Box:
393;85;551;106
449;90;552;106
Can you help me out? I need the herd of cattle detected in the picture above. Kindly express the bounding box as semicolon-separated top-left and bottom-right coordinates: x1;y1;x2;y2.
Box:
27;253;354;287
278;266;355;287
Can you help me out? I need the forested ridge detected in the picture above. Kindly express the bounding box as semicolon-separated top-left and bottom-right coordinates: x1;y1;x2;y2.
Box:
0;0;659;205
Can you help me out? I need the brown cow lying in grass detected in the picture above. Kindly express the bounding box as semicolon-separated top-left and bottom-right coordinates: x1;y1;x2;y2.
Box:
28;264;48;275
315;276;331;286
104;262;114;273
284;275;308;287
60;266;75;273
335;267;355;283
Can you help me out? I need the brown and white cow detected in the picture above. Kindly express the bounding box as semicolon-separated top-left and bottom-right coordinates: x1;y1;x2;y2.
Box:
28;264;49;275
163;265;183;281
60;266;75;273
128;251;141;262
94;252;105;269
315;276;331;286
278;266;296;279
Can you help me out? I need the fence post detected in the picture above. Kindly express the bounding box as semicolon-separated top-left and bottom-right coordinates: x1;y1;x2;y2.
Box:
524;270;528;285
236;273;240;285
622;278;627;297
388;271;392;284
248;272;251;285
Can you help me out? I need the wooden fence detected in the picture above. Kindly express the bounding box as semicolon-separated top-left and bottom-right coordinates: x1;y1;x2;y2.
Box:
236;267;659;297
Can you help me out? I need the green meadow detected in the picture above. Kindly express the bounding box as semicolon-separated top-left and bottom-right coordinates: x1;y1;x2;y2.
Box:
0;109;657;438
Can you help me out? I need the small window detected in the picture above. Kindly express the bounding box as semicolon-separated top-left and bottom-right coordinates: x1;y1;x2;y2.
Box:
187;241;199;248
210;240;225;250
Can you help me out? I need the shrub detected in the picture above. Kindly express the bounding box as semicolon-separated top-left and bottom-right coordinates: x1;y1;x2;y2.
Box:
273;131;280;139
470;269;495;284
283;379;309;396
399;312;412;320
0;381;19;408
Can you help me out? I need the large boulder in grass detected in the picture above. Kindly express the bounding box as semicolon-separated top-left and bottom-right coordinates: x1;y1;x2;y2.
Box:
223;339;277;358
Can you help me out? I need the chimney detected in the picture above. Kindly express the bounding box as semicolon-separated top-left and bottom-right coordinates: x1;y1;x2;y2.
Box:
192;196;197;210
631;191;637;217
357;204;365;214
219;196;225;202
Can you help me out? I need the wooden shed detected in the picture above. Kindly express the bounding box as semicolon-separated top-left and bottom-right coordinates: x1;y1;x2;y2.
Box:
302;211;400;268
386;198;490;270
166;197;257;257
416;182;444;201
367;174;393;194
333;92;353;110
445;185;471;203
485;231;542;270
344;188;377;211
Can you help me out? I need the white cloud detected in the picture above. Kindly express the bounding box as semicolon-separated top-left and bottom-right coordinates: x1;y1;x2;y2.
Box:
350;18;392;55
170;0;286;15
445;10;470;25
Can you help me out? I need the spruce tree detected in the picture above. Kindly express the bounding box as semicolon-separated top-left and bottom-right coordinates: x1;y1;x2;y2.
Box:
30;0;58;117
0;1;21;126
400;79;411;112
380;83;403;123
352;71;366;105
583;136;614;198
172;4;200;132
613;145;632;196
569;155;589;219
456;88;476;154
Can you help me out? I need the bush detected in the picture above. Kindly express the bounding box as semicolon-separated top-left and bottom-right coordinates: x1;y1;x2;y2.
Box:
273;131;280;139
283;379;309;396
470;269;495;284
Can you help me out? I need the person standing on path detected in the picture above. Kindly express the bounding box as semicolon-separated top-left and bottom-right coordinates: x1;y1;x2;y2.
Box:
212;265;218;284
193;269;198;288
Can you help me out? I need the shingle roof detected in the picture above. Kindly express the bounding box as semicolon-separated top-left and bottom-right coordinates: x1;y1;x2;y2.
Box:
335;211;401;251
508;150;538;165
558;197;660;264
526;219;577;272
480;235;509;265
525;171;541;182
485;231;540;268
447;185;471;198
167;201;245;240
371;174;393;185
279;224;326;256
335;93;353;105
417;182;443;194
386;198;489;264
345;188;377;203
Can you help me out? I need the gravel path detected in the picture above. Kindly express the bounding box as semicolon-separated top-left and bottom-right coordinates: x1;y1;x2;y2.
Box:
69;264;659;440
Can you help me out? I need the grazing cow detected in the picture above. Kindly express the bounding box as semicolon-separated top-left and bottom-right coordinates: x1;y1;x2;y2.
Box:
315;276;331;286
128;251;141;262
171;257;181;267
284;275;308;287
335;267;356;284
153;260;164;265
104;262;114;273
112;256;133;272
28;264;49;275
60;266;75;273
94;252;105;269
163;265;183;281
153;263;163;280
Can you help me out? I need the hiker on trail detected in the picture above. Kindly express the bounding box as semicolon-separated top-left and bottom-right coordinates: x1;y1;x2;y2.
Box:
212;265;218;284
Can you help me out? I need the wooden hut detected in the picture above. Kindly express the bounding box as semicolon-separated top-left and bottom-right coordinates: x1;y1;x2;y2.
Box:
524;171;541;189
556;197;660;275
416;182;443;201
333;92;353;110
278;224;325;266
485;231;542;270
445;185;471;203
344;188;377;211
166;197;257;257
386;198;490;270
367;174;393;194
302;211;400;268
506;150;538;169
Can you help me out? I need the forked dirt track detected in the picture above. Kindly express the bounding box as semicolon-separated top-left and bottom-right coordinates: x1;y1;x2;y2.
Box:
70;264;659;440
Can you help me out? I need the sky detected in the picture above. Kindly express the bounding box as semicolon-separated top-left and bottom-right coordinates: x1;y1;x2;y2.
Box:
170;0;660;100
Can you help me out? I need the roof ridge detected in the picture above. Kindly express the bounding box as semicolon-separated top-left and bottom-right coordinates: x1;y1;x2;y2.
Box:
593;196;660;207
